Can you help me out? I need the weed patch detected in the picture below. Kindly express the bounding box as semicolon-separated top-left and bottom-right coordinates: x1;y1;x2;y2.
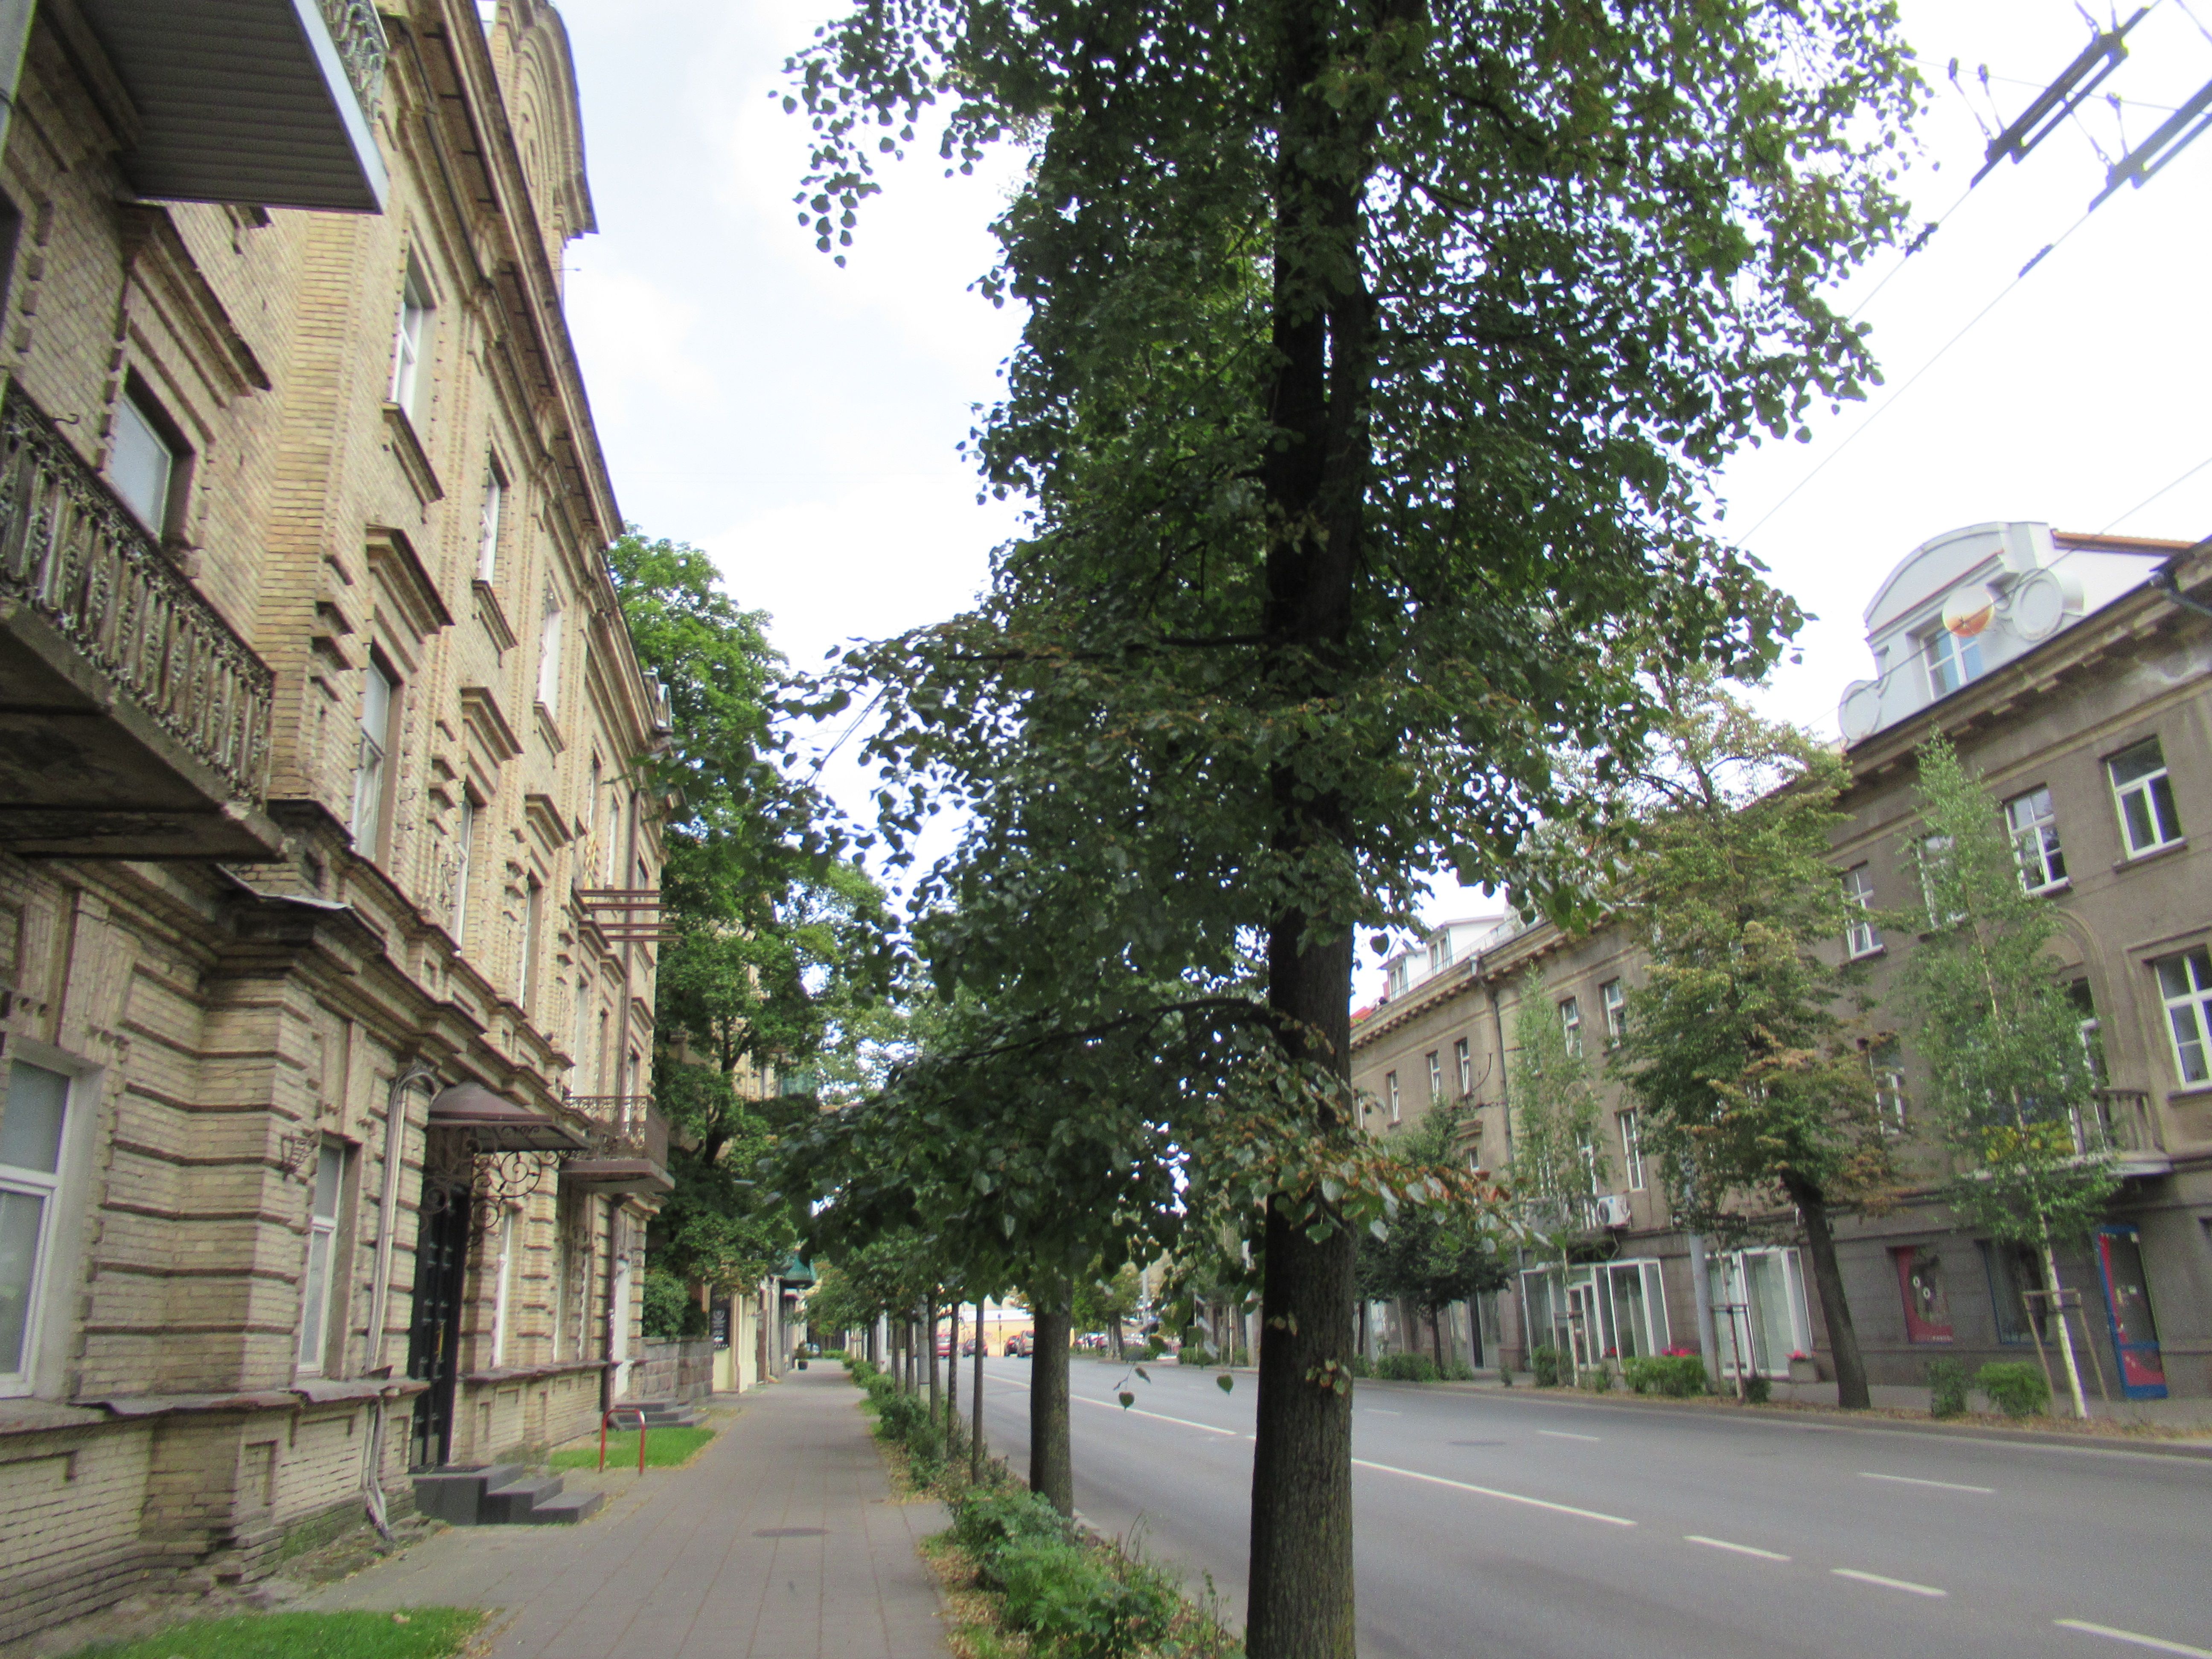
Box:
60;1608;482;1659
549;1425;715;1470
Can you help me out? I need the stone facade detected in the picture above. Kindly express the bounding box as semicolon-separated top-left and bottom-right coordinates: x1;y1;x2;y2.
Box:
0;1;669;1639
1352;527;2212;1403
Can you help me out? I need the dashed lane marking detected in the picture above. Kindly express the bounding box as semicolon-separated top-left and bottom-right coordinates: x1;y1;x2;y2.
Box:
1685;1535;1791;1562
1832;1569;1947;1598
2055;1619;2212;1657
1538;1430;1601;1442
1351;1458;1636;1527
1859;1471;1994;1494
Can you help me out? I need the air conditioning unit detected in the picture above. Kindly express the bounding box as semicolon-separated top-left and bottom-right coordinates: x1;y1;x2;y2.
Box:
1593;1194;1632;1229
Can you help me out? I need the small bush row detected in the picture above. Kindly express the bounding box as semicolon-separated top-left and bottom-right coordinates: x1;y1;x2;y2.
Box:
1929;1357;2051;1418
946;1486;1197;1659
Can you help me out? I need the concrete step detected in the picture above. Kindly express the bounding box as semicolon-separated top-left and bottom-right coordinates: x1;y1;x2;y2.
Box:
410;1463;525;1526
527;1489;605;1524
618;1399;703;1428
480;1472;566;1523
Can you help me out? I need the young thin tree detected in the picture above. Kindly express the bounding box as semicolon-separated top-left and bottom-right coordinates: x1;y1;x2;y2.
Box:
790;7;1916;1648
1613;677;1895;1409
1359;1103;1512;1371
1899;735;2116;1418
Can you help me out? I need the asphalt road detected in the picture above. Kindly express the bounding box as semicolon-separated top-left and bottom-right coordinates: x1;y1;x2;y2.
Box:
967;1356;2212;1659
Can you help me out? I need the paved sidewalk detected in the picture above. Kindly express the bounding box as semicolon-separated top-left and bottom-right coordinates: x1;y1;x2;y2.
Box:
304;1368;948;1658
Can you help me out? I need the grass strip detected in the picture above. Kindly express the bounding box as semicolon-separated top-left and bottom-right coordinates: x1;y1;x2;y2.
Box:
64;1608;482;1659
549;1424;715;1470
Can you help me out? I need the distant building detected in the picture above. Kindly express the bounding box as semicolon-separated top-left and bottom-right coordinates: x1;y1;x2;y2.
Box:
0;1;670;1637
1351;524;2212;1402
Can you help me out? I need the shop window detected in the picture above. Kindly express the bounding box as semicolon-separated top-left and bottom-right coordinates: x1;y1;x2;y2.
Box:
1892;1244;1954;1343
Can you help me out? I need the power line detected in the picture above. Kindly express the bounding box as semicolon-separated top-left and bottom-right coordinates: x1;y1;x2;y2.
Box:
2101;453;2212;532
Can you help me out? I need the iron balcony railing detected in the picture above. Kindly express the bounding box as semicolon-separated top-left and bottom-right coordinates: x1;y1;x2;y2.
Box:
564;1094;669;1167
318;0;388;120
0;381;273;802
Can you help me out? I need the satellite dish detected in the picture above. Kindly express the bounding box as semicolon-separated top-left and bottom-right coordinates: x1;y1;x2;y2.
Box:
1839;681;1882;743
1941;584;1997;640
2011;567;2077;642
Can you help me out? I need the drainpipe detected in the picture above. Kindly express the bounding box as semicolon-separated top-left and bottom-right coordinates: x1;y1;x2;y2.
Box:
361;1058;438;1537
2148;548;2212;621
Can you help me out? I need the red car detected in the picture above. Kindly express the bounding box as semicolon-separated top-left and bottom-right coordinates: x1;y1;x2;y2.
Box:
1004;1334;1029;1358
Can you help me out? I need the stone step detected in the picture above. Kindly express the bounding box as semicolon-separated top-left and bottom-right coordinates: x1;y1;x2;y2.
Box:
410;1463;525;1526
480;1472;565;1523
527;1489;605;1524
616;1399;702;1427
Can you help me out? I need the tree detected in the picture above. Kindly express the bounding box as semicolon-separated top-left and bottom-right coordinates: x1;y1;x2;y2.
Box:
1508;974;1608;1231
1613;675;1895;1408
1072;1262;1146;1358
608;530;893;1296
790;6;1915;1649
1898;734;2116;1417
1357;1104;1511;1371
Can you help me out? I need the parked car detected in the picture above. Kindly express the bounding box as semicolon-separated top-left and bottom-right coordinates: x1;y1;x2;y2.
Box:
937;1334;953;1357
1004;1334;1029;1358
960;1339;980;1356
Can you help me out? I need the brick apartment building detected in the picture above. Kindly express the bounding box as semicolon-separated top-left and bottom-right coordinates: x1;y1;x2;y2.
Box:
1352;522;2212;1404
0;0;673;1637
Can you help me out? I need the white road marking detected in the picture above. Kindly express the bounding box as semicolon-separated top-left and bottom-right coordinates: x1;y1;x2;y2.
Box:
1351;1458;1636;1527
2056;1619;2212;1657
1538;1429;1601;1443
1363;1409;1403;1416
1074;1395;1239;1436
1685;1534;1791;1562
1859;1471;1994;1494
1832;1568;1947;1598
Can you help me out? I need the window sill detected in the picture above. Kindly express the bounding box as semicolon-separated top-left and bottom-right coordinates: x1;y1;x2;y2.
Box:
2115;838;2187;872
380;402;444;506
1847;945;1886;961
2023;878;2072;897
2164;1082;2212;1104
533;699;566;755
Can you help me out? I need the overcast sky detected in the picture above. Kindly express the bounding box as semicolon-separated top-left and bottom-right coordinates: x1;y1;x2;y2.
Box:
553;0;2212;1001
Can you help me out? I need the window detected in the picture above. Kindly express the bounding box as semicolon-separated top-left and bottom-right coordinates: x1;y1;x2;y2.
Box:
1385;960;1409;999
1559;996;1583;1059
1385;1071;1400;1125
602;785;623;885
450;793;476;938
1891;1244;1954;1343
536;588;565;710
519;877;544;1011
1618;1110;1644;1191
1924;625;1982;698
110;384;180;535
1842;864;1880;958
1869;1040;1905;1132
297;1143;345;1374
573;980;594;1092
1979;1240;2048;1347
1917;834;1960;927
491;1206;517;1367
1601;980;1626;1048
390;263;432;413
1426;1051;1443;1105
2005;787;2067;891
351;661;394;854
477;463;504;583
1454;1037;1471;1097
2069;980;2106;1083
2154;947;2212;1084
2109;738;2183;858
0;1061;71;1393
1427;934;1452;973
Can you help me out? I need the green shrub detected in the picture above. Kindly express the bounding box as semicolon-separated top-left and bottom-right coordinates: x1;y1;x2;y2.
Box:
1376;1353;1439;1382
640;1268;708;1339
995;1536;1181;1659
950;1484;1072;1569
1741;1373;1771;1405
1441;1360;1476;1382
1926;1357;1970;1419
876;1388;927;1441
1179;1344;1214;1368
1497;1365;1513;1388
1623;1355;1708;1398
1347;1354;1373;1378
1529;1345;1563;1387
1977;1360;2051;1419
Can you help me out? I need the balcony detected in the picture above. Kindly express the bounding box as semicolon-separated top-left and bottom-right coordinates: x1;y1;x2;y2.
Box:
76;0;389;213
562;1095;673;1196
0;381;281;859
2071;1088;2172;1177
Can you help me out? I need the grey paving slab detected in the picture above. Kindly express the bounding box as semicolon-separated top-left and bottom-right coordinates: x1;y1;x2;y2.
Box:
304;1368;949;1659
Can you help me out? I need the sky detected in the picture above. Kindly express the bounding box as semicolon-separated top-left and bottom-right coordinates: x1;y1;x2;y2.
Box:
551;0;2212;1002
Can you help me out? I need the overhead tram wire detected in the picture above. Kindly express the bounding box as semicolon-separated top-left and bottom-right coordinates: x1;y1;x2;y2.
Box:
2100;453;2212;534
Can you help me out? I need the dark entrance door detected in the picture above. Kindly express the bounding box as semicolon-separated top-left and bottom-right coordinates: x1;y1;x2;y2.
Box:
407;1170;472;1469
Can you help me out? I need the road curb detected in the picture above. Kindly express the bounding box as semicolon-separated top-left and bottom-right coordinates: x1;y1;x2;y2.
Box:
1351;1377;2212;1461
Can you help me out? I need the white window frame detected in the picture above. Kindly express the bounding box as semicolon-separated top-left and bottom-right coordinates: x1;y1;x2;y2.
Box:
1924;624;1982;699
477;462;505;583
389;262;432;413
573;979;595;1093
1917;833;1961;928
1842;863;1880;958
1454;1037;1471;1097
2109;738;2184;859
1559;996;1583;1059
1385;1071;1400;1125
536;586;565;711
2155;947;2212;1085
0;1059;77;1397
451;792;476;939
491;1205;518;1367
110;384;179;536
1426;1051;1443;1105
1618;1109;1645;1191
1871;1044;1906;1133
296;1141;345;1375
351;660;394;855
2005;786;2067;892
1427;934;1452;973
1601;979;1626;1048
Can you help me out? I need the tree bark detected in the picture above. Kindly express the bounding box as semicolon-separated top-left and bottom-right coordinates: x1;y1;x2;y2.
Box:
1030;1295;1074;1515
1432;1306;1446;1374
1783;1174;1870;1409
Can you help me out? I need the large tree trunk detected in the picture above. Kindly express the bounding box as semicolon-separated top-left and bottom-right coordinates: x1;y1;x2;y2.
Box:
1030;1295;1074;1516
1783;1174;1870;1410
